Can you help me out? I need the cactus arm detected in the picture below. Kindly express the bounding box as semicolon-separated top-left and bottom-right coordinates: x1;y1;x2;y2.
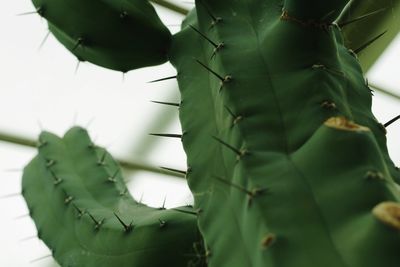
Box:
22;127;201;267
31;0;171;71
168;1;400;266
339;0;400;70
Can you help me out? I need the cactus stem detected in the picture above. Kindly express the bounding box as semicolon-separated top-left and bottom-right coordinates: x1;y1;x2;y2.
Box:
151;101;180;107
113;212;133;232
72;204;86;218
384;115;400;128
339;8;387;28
149;133;182;139
212;136;248;159
87;212;104;230
148;75;177;83
354;31;387;54
160;166;187;175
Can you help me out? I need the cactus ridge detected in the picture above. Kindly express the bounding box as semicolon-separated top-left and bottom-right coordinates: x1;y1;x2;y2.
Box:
30;0;172;71
22;127;203;267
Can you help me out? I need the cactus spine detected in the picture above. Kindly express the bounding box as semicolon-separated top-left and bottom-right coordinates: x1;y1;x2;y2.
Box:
22;0;400;266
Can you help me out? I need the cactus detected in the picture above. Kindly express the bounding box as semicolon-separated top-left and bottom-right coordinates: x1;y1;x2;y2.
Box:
23;127;204;267
22;0;400;267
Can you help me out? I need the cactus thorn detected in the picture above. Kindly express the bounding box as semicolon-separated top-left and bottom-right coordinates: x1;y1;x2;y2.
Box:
149;133;182;139
189;25;219;48
113;212;133;232
365;171;385;181
87;212;103;230
159;196;167;210
0;192;21;199
97;150;107;166
159;219;167;228
354;31;387;54
119;188;128;197
151;100;180;107
384;115;400;128
195;59;230;84
38;31;51;51
120;11;128;19
212;136;248;159
72;204;85;218
107;169;119;183
64;196;74;205
321;100;337;110
148;75;177;83
160;166;187;175
30;254;52;263
45;159;56;168
339;8;387;28
72;37;85;51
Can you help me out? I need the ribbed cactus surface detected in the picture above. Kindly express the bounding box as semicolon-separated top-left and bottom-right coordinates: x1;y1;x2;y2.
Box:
22;128;202;267
21;0;400;266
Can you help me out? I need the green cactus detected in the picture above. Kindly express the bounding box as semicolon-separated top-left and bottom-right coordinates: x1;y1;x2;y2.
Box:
23;127;204;267
21;0;400;267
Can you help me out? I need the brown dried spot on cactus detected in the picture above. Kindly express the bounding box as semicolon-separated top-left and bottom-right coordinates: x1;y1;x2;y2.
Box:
372;202;400;230
261;233;276;249
325;117;370;132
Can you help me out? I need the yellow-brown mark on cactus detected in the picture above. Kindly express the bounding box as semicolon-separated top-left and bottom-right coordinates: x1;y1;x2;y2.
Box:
261;233;276;249
325;117;370;132
372;202;400;230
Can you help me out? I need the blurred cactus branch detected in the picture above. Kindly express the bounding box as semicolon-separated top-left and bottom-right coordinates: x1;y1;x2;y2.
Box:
0;131;185;178
150;0;189;15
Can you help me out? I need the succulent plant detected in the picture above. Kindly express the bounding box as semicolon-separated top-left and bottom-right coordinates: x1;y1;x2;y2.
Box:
22;0;400;266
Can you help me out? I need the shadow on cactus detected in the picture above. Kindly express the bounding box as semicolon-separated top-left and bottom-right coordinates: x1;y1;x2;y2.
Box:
23;0;400;266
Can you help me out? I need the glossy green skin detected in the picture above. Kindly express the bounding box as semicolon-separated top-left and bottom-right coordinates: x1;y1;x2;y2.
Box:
22;128;202;267
31;0;171;71
170;1;400;266
23;0;400;267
